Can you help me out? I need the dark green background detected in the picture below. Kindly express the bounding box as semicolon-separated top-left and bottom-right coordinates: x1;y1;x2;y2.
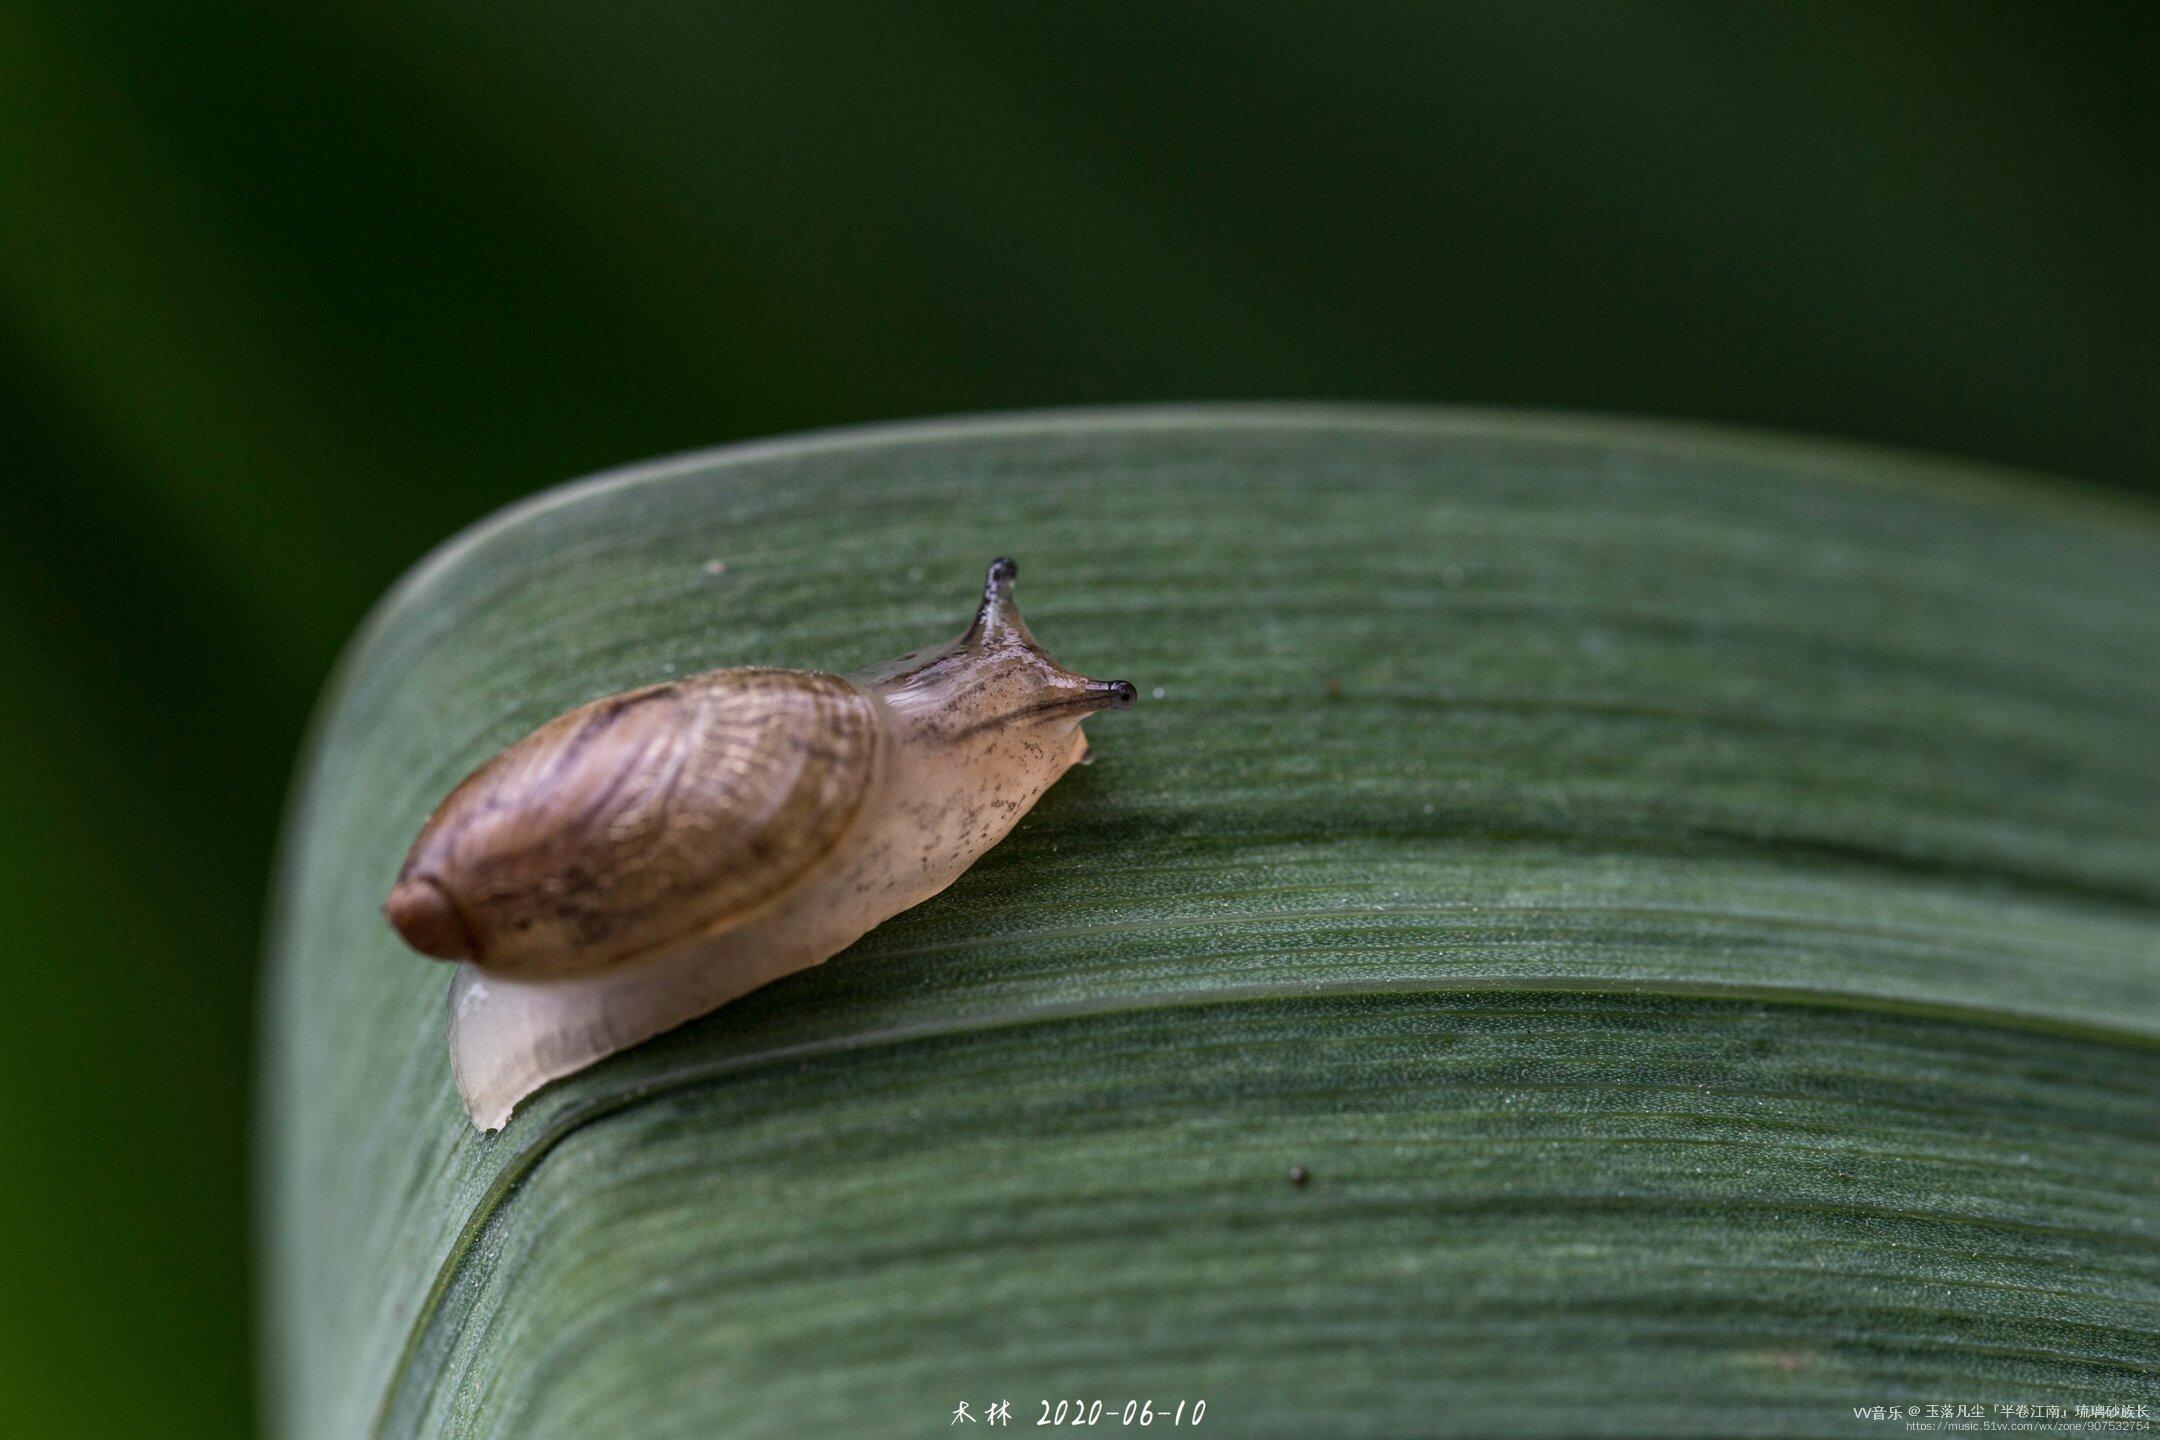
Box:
0;5;2150;1436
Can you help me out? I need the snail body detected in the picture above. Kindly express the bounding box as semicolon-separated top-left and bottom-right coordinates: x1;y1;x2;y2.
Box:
386;559;1134;1129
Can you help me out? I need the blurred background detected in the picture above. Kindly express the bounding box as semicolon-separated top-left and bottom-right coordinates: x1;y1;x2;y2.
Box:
0;4;2152;1435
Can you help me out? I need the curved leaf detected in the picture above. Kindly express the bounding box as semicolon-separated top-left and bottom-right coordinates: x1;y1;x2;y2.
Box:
262;408;2160;1438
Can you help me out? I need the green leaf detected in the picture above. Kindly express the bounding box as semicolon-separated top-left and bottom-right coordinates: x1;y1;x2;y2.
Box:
262;409;2160;1438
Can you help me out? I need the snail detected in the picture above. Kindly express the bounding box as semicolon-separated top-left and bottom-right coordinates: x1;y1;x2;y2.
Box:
385;558;1135;1130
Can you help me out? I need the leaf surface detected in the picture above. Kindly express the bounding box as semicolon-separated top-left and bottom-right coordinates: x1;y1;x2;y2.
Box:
262;409;2160;1438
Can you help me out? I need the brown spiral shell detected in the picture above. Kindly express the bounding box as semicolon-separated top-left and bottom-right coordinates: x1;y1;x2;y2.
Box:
387;668;882;978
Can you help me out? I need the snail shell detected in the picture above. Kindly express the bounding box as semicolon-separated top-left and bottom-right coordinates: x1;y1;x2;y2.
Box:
387;670;882;979
385;558;1134;1129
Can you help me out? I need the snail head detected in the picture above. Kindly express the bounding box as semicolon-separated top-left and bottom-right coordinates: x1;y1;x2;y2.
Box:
864;558;1136;740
